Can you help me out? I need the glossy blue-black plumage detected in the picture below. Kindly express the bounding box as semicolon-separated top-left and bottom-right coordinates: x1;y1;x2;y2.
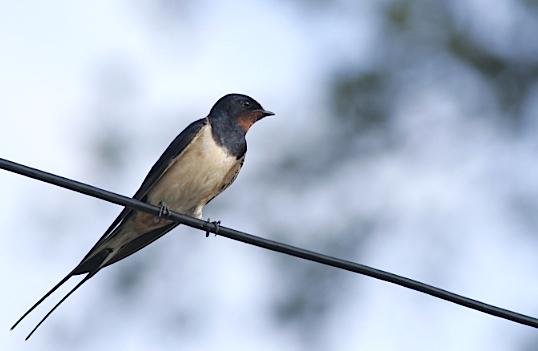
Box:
208;94;267;159
12;93;273;340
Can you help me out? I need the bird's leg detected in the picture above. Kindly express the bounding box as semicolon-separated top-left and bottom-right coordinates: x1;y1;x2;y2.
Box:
156;201;170;223
205;218;221;237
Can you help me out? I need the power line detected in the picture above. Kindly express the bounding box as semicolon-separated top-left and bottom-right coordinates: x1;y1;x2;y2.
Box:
2;157;538;329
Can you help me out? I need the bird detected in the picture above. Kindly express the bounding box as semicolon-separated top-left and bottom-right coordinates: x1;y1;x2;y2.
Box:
11;93;274;339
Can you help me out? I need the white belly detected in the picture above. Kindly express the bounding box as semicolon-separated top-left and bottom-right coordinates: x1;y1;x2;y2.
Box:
145;124;243;219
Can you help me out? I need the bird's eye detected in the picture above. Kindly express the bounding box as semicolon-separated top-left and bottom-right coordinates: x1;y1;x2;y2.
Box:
243;100;251;107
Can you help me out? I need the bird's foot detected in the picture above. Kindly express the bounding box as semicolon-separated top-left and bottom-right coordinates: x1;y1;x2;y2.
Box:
205;218;221;237
156;201;170;223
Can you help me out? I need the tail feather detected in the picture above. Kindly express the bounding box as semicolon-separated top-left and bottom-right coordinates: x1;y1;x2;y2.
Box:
11;270;75;331
13;214;177;338
24;272;96;340
12;248;112;339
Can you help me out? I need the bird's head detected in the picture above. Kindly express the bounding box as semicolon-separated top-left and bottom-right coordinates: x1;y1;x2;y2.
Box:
210;94;274;132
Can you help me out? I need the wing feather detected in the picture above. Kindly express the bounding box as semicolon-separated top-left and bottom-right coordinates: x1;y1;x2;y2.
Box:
77;118;208;265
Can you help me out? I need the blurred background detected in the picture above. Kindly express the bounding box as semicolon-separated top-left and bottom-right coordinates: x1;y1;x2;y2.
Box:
2;0;538;350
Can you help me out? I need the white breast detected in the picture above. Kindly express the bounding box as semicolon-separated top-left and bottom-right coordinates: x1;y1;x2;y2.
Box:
145;123;244;219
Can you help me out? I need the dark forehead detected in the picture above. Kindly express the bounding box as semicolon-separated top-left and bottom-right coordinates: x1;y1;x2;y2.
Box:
214;94;261;107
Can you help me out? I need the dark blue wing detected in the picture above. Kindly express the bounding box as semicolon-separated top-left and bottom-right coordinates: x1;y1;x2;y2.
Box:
76;117;208;267
133;118;208;200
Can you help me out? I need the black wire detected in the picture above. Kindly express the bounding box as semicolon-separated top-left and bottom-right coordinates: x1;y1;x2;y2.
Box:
2;157;538;329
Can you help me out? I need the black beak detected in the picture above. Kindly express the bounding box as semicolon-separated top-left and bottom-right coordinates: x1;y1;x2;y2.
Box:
258;109;275;117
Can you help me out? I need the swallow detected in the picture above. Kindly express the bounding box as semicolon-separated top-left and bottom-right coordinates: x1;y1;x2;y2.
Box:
12;93;274;339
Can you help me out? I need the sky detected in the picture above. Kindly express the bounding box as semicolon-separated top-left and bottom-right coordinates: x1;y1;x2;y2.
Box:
2;0;538;350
